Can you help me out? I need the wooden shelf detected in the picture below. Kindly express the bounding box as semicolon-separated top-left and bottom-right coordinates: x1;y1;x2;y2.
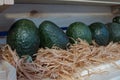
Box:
15;0;120;6
0;0;119;13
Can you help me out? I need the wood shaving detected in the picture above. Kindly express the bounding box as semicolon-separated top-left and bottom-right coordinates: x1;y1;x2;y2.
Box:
1;40;120;80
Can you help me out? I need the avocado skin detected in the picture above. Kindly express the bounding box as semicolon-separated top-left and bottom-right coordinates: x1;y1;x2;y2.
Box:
7;19;40;57
39;21;69;49
66;22;92;44
89;22;109;46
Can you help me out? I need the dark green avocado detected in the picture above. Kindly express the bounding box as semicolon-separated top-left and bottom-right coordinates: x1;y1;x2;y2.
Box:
106;22;120;42
113;16;120;24
89;22;109;46
7;19;40;57
39;21;69;49
66;22;92;44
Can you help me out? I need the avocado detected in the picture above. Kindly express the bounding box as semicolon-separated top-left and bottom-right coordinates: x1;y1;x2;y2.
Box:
106;22;120;42
89;22;109;46
66;22;92;44
39;21;69;49
7;19;40;57
113;16;120;24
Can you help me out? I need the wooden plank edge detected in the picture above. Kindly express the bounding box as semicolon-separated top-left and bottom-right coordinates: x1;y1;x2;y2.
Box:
4;0;14;5
15;0;120;6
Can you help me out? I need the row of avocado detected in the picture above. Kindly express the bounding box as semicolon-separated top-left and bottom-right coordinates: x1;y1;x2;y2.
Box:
67;16;120;45
7;16;120;58
7;19;69;57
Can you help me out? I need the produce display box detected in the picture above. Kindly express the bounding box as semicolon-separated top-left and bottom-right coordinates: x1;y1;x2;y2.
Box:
0;1;120;80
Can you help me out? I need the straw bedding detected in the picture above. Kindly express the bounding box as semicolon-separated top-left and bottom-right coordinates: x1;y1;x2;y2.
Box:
1;40;120;80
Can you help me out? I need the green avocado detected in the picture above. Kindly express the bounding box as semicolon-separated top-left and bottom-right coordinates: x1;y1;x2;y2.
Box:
39;21;69;49
89;22;109;46
7;19;40;57
113;16;120;24
66;22;92;44
106;22;120;42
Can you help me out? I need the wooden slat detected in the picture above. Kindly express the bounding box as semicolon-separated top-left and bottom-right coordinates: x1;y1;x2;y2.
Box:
15;0;120;6
4;0;14;5
0;4;113;31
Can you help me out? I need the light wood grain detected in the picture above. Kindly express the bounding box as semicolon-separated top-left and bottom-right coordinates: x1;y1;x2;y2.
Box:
0;4;113;32
4;0;14;5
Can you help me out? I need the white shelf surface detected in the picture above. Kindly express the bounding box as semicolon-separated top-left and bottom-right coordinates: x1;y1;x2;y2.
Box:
73;60;120;80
